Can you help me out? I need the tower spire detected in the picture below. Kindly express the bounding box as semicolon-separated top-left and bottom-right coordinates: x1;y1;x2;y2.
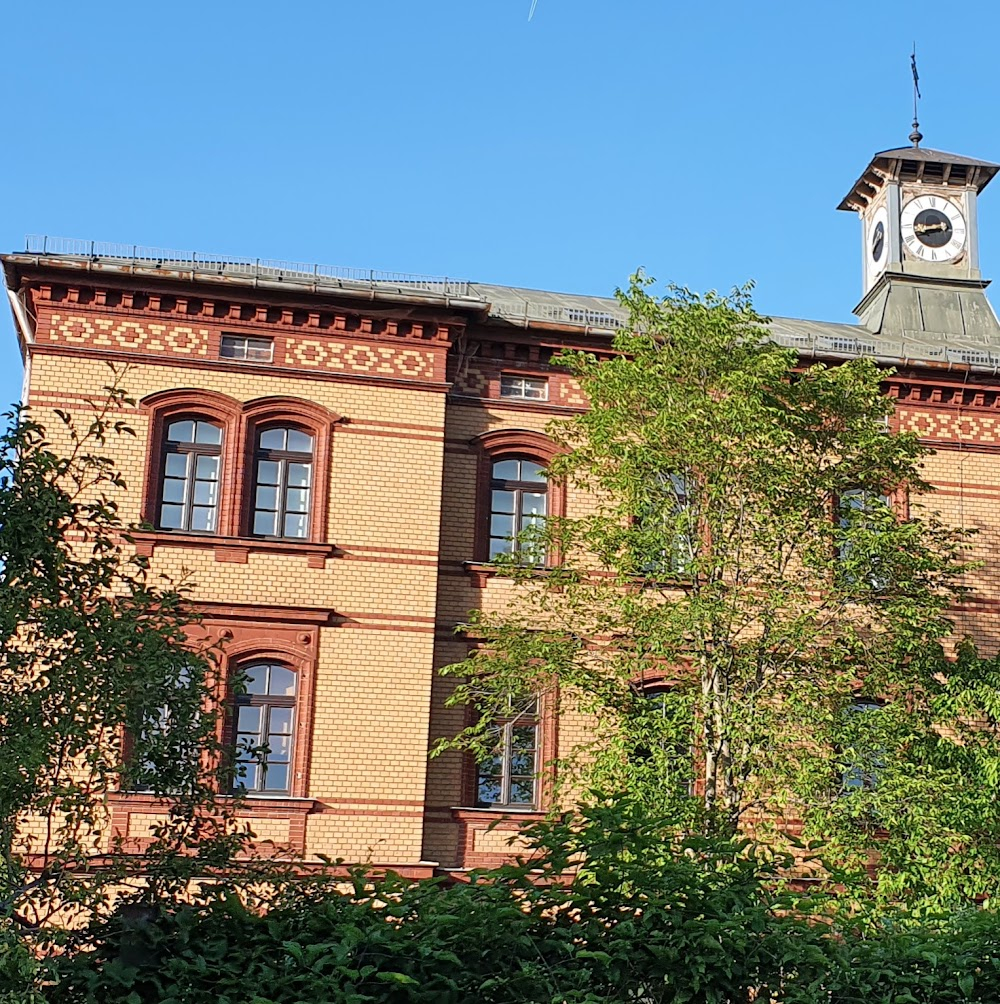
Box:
909;45;923;147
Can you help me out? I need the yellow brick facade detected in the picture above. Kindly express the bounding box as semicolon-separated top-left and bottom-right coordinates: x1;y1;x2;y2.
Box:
9;254;1000;875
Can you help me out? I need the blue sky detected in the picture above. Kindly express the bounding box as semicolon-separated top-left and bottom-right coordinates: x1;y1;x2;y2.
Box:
4;0;1000;409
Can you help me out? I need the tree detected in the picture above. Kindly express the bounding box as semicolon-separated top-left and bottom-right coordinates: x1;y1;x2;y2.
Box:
437;275;1000;914
0;373;261;975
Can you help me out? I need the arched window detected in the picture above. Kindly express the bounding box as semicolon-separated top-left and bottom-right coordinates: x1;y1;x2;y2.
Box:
158;418;223;532
489;457;547;560
233;661;297;795
475;696;540;809
251;426;314;539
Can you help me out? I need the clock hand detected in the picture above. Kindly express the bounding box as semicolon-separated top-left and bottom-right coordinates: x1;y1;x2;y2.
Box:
914;221;949;234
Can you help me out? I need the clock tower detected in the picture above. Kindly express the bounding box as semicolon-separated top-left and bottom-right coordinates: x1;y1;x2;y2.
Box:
838;142;1000;342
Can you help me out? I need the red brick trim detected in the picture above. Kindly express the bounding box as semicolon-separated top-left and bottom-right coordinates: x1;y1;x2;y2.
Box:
129;529;337;567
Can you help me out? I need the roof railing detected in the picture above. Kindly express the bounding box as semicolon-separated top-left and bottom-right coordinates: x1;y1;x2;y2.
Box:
23;235;473;298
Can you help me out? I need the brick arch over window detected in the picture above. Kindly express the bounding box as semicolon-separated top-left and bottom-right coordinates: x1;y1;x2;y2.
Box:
141;389;243;535
219;637;317;800
240;397;340;542
471;429;565;564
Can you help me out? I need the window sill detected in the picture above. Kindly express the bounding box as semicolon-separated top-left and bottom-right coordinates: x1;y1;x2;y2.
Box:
462;561;556;589
451;806;546;819
130;530;337;568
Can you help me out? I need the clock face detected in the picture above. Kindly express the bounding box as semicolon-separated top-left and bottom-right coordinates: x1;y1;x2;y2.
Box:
869;206;888;269
900;195;967;262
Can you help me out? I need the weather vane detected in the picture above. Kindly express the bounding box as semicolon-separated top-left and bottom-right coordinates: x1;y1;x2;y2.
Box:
910;45;923;148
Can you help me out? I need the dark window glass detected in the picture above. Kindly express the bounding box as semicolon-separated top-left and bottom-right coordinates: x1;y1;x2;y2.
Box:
475;698;539;808
489;458;547;560
233;661;297;795
158;419;223;533
252;427;314;539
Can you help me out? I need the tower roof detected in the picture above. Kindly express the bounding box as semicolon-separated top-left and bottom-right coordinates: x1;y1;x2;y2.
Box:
838;146;1000;212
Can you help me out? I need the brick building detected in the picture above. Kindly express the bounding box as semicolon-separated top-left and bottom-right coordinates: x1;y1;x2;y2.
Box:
5;138;1000;875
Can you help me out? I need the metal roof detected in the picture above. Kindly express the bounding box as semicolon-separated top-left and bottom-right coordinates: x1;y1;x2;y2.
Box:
9;236;1000;375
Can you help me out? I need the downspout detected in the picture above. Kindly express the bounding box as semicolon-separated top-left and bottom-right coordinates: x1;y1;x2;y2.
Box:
7;288;36;405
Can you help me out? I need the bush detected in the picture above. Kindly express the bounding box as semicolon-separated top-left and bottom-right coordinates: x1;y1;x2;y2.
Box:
42;801;1000;1003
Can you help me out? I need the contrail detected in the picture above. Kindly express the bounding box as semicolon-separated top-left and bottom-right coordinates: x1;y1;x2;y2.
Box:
528;0;539;20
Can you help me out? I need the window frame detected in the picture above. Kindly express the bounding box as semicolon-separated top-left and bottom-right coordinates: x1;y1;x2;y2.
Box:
499;373;549;401
231;660;299;796
488;456;548;561
157;417;225;534
473;697;542;810
472;429;564;565
250;425;315;540
142;390;243;537
220;333;274;363
242;398;335;545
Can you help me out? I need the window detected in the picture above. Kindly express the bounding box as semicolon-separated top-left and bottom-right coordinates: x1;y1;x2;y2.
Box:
158;419;223;532
220;334;274;362
475;698;539;809
840;697;885;793
635;473;693;575
838;488;892;589
252;427;314;539
634;685;695;795
233;662;297;794
127;664;202;794
500;374;548;401
489;458;547;560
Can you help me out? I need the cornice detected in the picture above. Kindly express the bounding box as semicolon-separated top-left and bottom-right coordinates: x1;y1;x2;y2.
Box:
28;279;462;348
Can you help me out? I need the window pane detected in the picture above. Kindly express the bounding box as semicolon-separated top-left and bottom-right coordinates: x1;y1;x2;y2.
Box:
286;430;314;453
166;420;194;443
159;504;184;529
511;726;537;751
490;537;513;559
263;763;289;792
237;706;262;732
236;762;258;791
492;459;519;480
256;460;281;486
246;338;273;361
267;734;292;758
193;421;222;445
511;752;535;774
285;488;309;513
242;665;268;695
164;453;188;477
477;777;501;805
287;463;312;488
268;707;294;734
195;455;219;480
520;462;545;482
520;492;547;516
259;428;286;450
509;778;535;804
491;513;514;540
254;511;277;536
161;478;186;504
491;490;515;514
255;485;278;511
190;507;215;532
283;513;308;538
193;481;217;506
268;667;297;697
220;337;243;359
